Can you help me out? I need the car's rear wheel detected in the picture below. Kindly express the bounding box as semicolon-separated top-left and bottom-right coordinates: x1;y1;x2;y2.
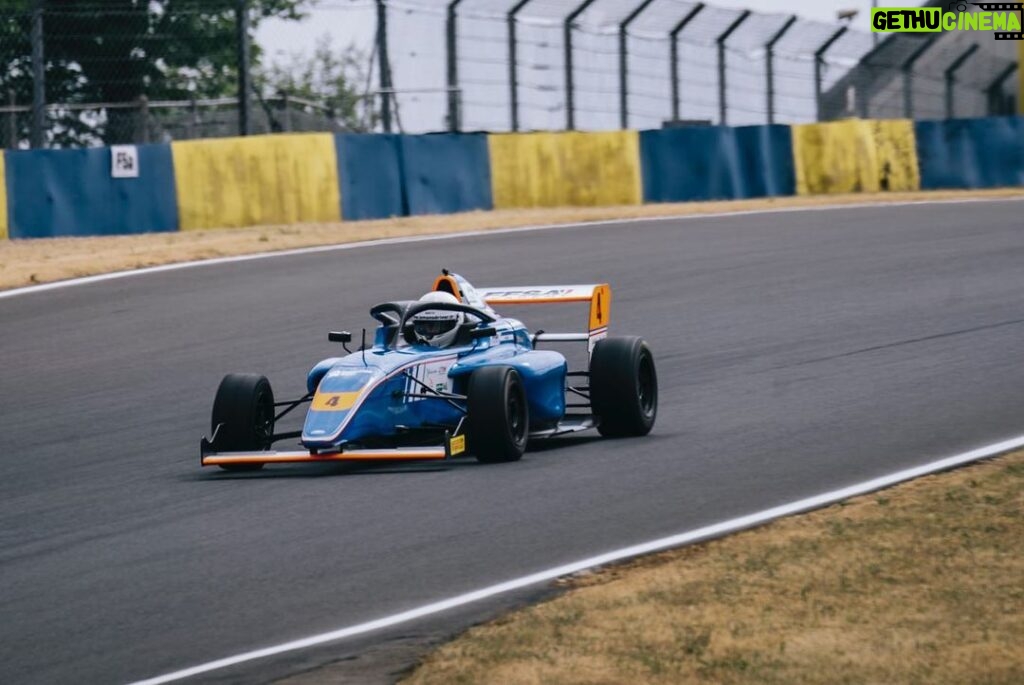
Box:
211;373;275;471
590;336;657;437
466;366;529;463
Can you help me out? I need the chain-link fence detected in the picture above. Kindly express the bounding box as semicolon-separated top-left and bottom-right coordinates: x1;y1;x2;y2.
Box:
375;0;1018;133
0;0;373;148
1;0;1019;148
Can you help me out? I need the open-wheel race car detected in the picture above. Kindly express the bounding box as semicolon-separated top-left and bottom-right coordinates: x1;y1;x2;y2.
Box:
201;271;657;470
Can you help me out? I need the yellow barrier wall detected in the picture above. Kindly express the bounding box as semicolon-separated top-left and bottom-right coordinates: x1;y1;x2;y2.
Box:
792;119;920;195
489;131;642;209
0;152;7;240
172;133;341;230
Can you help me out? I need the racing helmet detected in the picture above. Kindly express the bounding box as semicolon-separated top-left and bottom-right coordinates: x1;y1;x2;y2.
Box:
411;291;464;348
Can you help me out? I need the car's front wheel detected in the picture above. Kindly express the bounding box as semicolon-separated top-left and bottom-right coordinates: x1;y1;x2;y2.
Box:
590;336;657;437
466;366;529;463
210;373;275;471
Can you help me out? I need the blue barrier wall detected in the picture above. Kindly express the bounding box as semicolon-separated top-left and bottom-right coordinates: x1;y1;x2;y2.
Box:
400;133;492;215
639;125;795;203
915;117;1024;190
335;134;405;221
6;144;178;239
335;133;493;220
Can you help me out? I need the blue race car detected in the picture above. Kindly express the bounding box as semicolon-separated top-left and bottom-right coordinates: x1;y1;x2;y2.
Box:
201;271;657;470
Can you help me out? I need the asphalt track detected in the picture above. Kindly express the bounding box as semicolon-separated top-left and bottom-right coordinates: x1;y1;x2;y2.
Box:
2;200;1023;684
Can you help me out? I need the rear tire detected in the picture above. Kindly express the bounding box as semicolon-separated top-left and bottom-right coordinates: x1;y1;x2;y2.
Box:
211;374;275;471
466;366;529;463
590;337;657;437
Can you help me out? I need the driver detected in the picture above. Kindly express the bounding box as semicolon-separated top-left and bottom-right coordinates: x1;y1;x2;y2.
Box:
409;291;465;348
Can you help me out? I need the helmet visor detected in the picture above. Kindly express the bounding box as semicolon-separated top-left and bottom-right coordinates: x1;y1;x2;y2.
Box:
414;316;458;339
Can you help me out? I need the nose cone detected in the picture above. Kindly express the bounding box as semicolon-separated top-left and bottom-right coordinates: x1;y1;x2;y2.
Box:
302;366;382;446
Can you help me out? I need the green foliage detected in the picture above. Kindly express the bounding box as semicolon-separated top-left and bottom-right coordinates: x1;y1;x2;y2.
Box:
0;0;313;145
254;35;377;133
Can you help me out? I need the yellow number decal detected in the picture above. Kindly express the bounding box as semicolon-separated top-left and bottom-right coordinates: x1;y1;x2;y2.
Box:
312;392;359;411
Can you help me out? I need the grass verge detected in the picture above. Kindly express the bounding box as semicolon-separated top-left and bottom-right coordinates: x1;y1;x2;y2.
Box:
403;451;1024;685
1;188;1021;292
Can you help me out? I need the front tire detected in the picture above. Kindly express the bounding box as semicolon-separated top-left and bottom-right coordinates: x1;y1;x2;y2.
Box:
590;337;657;437
466;366;529;463
210;373;275;471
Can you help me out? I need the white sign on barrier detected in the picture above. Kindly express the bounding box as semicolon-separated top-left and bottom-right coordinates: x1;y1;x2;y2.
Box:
111;145;139;179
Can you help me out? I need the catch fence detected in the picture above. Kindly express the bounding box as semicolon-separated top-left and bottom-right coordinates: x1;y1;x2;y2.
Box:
1;0;1016;147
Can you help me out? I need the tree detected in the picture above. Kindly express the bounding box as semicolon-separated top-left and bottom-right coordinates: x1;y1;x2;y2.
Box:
0;0;311;146
254;35;377;133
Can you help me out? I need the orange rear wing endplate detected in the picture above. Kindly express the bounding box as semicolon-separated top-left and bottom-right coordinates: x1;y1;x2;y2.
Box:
476;284;610;353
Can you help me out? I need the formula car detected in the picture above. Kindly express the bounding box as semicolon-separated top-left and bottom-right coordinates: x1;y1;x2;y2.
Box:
201;270;657;470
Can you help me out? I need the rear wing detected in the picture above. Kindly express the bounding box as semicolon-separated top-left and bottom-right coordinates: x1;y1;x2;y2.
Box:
477;284;611;353
432;271;610;353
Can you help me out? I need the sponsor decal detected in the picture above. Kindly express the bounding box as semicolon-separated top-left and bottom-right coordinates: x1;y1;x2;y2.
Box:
485;288;577;298
449;434;466;456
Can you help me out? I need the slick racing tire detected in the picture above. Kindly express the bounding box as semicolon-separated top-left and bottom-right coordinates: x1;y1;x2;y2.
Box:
590;336;657;438
466;366;529;463
210;373;275;471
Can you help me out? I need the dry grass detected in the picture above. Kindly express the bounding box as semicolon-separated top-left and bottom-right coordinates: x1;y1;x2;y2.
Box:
403;451;1024;685
1;188;1021;292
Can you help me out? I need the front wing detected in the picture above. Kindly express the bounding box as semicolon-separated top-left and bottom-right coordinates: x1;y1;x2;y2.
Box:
200;434;465;467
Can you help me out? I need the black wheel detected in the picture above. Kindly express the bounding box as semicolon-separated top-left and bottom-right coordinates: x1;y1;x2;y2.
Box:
210;373;275;471
590;336;657;438
466;366;529;463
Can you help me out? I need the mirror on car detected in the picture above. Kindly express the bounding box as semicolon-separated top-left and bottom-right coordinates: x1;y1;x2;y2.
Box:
470;326;497;340
328;331;352;344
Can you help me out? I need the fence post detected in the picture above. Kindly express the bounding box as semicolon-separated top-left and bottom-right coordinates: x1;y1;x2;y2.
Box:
376;0;393;132
814;26;847;122
944;44;978;120
618;0;657;130
30;0;45;148
282;91;292;131
236;0;251;136
669;3;704;123
765;15;796;125
901;36;937;119
716;10;750;126
507;0;533;132
984;62;1016;116
445;0;465;132
189;97;199;138
564;0;598;130
136;96;149;143
6;89;16;149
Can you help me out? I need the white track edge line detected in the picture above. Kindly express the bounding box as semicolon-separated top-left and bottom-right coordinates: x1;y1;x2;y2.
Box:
127;432;1024;685
5;196;1022;301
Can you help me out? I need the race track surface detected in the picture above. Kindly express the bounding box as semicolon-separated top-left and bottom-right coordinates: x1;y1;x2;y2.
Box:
2;200;1023;684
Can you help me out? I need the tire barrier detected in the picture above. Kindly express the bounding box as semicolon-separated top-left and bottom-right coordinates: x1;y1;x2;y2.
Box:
915;117;1024;189
172;133;341;231
488;131;642;209
640;125;795;203
5;145;178;239
791;119;920;195
1;117;1019;240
